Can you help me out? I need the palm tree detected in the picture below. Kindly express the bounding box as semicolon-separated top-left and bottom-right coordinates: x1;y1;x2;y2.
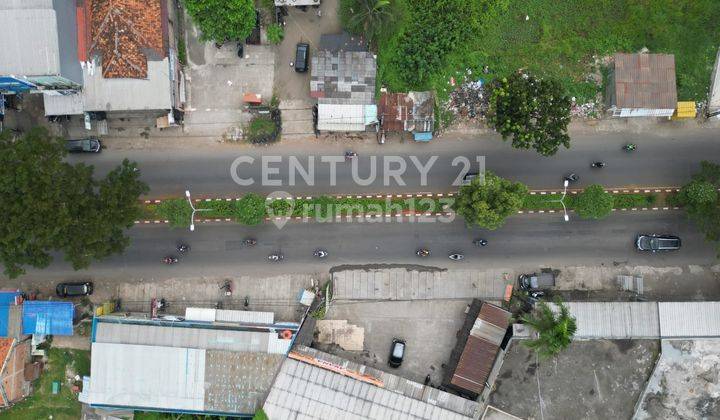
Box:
340;0;392;43
521;299;577;359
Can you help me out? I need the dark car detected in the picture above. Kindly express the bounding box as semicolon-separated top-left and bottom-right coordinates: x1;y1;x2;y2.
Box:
388;338;405;368
56;282;93;297
461;172;479;186
65;138;101;153
636;234;681;252
295;43;309;72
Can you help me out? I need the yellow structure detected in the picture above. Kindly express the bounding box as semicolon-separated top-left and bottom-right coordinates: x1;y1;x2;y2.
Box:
673;101;696;119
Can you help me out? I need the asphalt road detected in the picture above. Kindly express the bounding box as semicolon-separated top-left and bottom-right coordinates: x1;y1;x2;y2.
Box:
68;129;720;197
13;211;713;282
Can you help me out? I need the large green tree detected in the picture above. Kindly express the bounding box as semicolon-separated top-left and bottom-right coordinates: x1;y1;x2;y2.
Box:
676;161;720;249
521;299;577;359
339;0;392;44
0;128;148;278
183;0;256;42
488;72;572;156
452;172;528;229
574;184;614;220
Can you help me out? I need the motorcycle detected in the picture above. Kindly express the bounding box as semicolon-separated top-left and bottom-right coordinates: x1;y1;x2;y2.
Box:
344;151;357;161
244;238;257;247
623;143;637;152
268;253;284;262
162;256;178;265
416;248;431;257
590;161;606;168
448;253;464;261
314;249;329;258
177;243;190;253
564;173;579;183
221;280;233;297
473;239;488;247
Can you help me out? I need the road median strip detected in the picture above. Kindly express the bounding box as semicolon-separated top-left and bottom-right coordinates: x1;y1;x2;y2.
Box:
136;188;677;227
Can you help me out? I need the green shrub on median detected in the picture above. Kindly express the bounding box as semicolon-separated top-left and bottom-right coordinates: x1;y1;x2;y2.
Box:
156;199;192;228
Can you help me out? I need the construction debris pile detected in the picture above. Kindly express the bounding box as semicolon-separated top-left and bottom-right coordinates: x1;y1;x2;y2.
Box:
447;78;489;120
570;97;601;119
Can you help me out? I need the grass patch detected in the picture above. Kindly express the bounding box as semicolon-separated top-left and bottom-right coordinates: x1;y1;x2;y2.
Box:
378;0;720;102
246;116;279;143
177;36;187;66
3;348;90;420
522;192;656;211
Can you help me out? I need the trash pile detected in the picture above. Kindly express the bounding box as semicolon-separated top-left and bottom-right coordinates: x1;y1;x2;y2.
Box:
570;97;601;119
447;77;489;120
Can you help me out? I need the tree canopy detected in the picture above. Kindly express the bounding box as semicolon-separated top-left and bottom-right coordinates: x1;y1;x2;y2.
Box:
574;184;614;220
521;299;577;359
183;0;256;42
0;128;148;278
339;0;392;44
488;72;572;156
452;172;528;230
676;161;720;248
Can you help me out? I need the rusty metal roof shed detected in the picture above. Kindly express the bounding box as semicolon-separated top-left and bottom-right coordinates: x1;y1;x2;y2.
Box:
610;53;677;109
443;300;511;396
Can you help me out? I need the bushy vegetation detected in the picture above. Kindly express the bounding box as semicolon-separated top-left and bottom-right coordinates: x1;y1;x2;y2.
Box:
266;23;284;44
378;0;720;102
675;161;720;253
574;184;614;220
522;298;577;359
339;0;393;45
183;0;256;42
452;172;528;230
489;72;571;156
246;116;280;143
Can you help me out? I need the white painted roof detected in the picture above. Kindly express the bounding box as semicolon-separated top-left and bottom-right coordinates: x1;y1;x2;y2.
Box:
86;342;206;411
563;302;660;339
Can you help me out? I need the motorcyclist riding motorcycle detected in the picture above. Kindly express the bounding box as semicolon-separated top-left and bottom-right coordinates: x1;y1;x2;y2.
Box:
244;238;257;247
162;256;178;264
590;161;606;168
448;253;464;261
564;173;579;183
177;243;190;253
344;151;357;160
268;253;284;262
623;143;637;152
416;248;430;257
314;249;329;258
473;239;488;247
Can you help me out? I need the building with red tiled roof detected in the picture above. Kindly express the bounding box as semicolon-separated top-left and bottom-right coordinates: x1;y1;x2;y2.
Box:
42;0;185;120
0;338;32;406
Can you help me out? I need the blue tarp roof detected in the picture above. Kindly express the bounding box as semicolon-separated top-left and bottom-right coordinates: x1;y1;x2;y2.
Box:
22;301;74;336
413;131;433;141
0;291;21;337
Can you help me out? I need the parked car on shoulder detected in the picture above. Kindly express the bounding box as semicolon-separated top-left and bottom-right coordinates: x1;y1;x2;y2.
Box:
295;43;309;72
388;338;405;368
56;281;93;297
518;271;556;291
636;234;681;252
65;138;101;153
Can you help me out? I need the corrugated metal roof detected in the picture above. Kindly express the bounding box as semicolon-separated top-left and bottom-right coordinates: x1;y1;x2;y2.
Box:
449;302;511;395
86;342;206;411
22;301;74;336
0;292;20;338
659;302;720;338
263;346;480;419
216;309;274;324
562;302;660;339
708;48;720;114
612;53;677;110
42;92;84;116
94;322;288;353
0;6;60;76
317;103;368;131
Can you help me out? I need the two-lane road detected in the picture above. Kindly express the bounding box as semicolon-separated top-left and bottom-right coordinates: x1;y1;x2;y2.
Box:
70;129;720;197
14;211;713;281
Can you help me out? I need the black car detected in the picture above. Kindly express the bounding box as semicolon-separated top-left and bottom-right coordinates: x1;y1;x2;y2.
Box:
65;138;101;153
56;282;94;297
388;338;405;368
295;43;309;73
461;172;479;186
636;234;681;252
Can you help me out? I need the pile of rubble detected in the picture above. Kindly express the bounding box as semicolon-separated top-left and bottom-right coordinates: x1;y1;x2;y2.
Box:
447;73;490;120
570;97;601;119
